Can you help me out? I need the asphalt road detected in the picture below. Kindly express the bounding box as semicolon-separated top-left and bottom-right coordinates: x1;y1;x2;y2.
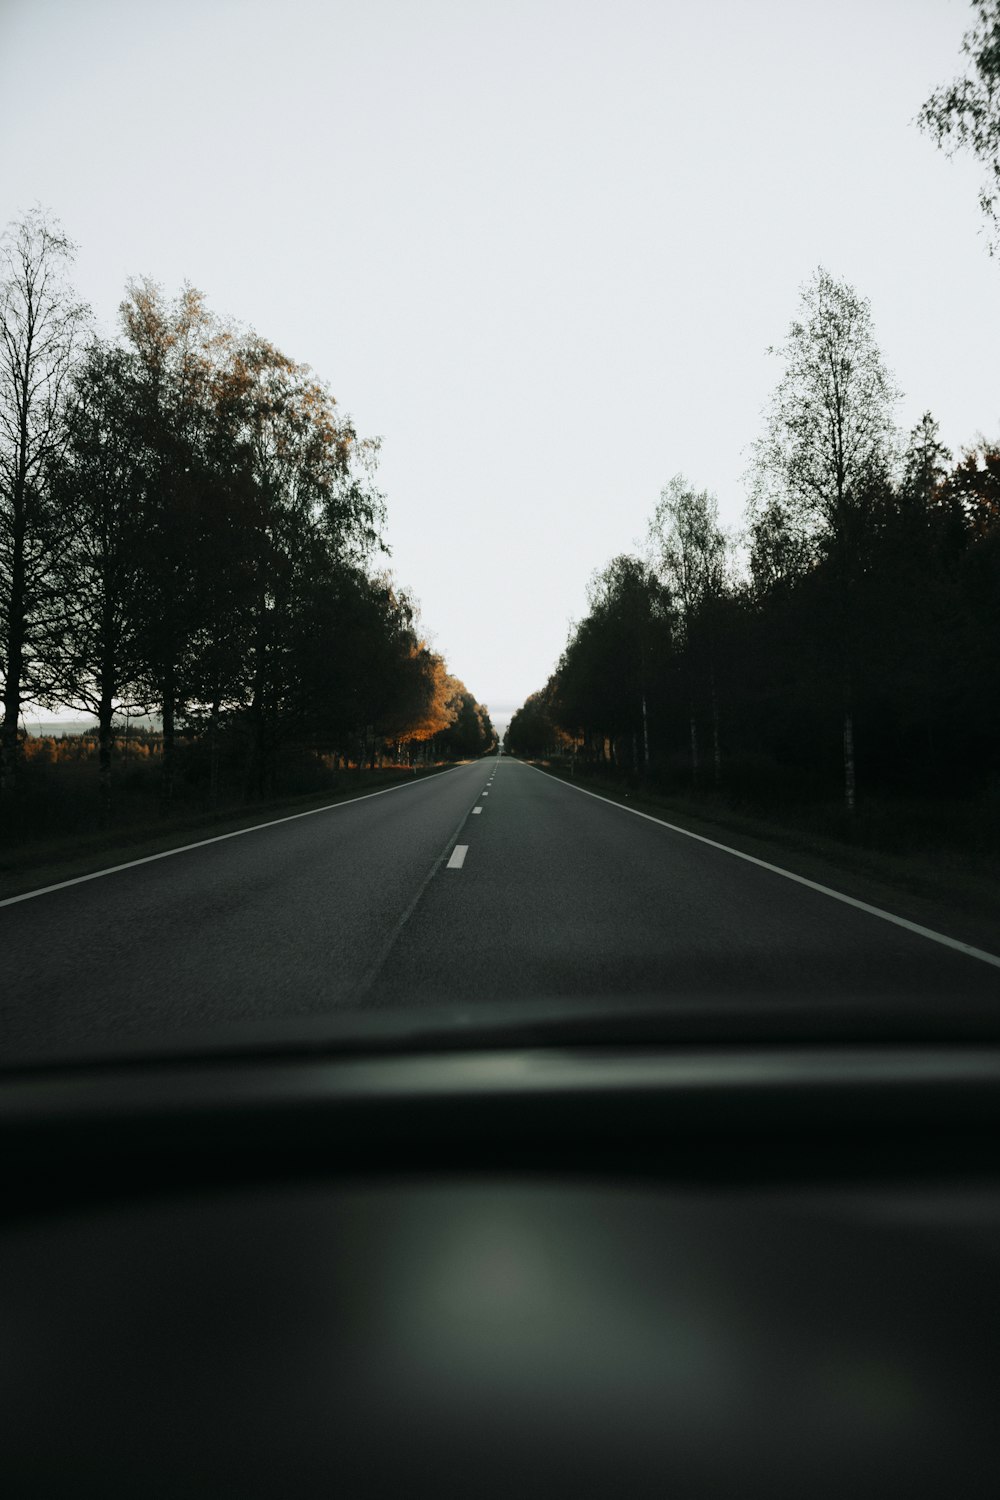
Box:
2;755;998;1058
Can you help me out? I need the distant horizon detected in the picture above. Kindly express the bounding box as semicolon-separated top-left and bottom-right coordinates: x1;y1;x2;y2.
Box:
23;705;517;739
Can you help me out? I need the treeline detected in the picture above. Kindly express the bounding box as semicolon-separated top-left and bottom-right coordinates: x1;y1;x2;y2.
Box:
509;268;1000;826
0;210;494;827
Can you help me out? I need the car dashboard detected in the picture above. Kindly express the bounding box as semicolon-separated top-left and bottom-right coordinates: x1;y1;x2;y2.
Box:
2;1007;999;1497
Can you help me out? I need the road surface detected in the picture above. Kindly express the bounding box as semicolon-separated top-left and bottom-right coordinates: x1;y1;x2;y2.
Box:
2;756;997;1058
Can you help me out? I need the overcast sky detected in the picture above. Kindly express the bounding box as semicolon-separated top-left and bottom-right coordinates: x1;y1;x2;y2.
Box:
1;0;996;724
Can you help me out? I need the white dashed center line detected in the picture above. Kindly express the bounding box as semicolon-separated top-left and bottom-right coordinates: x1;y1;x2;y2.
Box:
447;845;468;869
472;807;483;814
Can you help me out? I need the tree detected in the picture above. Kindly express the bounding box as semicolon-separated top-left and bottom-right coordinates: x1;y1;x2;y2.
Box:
0;209;90;791
117;280;233;807
749;267;899;811
285;566;429;766
589;555;669;773
225;331;385;795
943;441;1000;538
919;1;1000;255
400;652;458;756
746;497;815;598
507;689;557;758
548;556;673;776
649;477;728;783
900;411;952;518
45;341;149;824
437;684;495;759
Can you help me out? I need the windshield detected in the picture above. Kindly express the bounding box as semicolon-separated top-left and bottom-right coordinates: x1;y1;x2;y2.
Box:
1;0;998;1067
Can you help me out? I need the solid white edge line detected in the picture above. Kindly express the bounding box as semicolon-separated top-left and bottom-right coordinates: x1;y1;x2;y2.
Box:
525;761;1000;972
447;844;469;868
0;764;467;908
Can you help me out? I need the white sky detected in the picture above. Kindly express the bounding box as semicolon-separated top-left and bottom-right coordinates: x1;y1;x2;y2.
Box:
1;0;996;723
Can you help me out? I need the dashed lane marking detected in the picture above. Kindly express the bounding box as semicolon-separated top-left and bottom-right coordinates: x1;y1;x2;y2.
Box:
472;807;483;814
0;764;467;909
447;845;469;869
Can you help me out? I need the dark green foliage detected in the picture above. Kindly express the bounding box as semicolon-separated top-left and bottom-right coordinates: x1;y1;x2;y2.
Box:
435;689;495;759
512;419;1000;831
0;230;491;831
507;690;558;758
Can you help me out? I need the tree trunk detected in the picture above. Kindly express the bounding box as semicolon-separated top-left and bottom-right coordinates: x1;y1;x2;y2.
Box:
209;696;220;814
97;709;113;829
0;328;34;798
246;693;263;799
96;680;115;831
689;711;699;788
160;673;175;812
839;551;857;816
641;693;650;772
710;671;721;786
96;605;117;829
0;653;23;794
247;599;267;800
0;522;26;795
843;707;856;815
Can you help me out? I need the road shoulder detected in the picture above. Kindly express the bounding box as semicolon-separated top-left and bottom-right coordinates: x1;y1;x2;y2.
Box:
0;766;458;903
529;762;1000;961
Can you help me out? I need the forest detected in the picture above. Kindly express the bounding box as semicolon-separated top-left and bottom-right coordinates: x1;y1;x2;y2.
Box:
507;1;1000;858
507;264;1000;857
0;211;494;839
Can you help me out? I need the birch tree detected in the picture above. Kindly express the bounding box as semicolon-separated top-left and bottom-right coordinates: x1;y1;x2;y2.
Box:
649;477;728;784
749;267;899;812
0;209;89;791
919;1;1000;255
